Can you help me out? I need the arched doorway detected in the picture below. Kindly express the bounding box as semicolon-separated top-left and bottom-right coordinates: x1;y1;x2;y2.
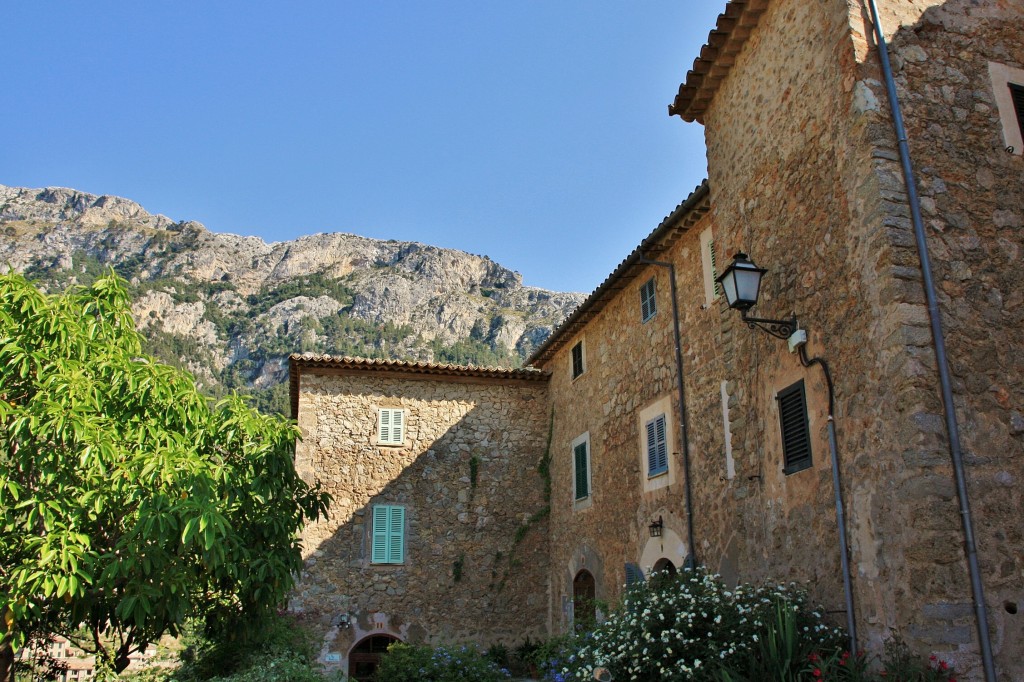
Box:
652;557;677;577
573;569;597;631
348;634;399;682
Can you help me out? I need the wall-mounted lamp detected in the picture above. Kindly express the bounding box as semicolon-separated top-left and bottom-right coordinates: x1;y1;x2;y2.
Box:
648;516;663;538
716;252;797;340
331;613;351;628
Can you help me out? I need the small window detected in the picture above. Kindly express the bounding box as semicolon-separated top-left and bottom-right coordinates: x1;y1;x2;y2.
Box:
777;380;812;474
640;277;657;322
572;433;591;501
371;505;405;564
571;341;585;379
377;408;405;445
645;414;669;477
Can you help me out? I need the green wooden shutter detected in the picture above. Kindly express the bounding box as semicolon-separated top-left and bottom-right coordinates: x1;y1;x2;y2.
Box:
371;505;390;563
391;410;404;443
778;380;812;474
371;505;406;564
574;441;589;500
378;409;405;445
709;240;721;297
388;506;405;563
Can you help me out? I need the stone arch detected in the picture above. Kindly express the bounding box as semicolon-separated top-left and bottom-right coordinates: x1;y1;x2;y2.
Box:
652;557;677;576
640;519;688;573
573;569;597;631
348;633;401;682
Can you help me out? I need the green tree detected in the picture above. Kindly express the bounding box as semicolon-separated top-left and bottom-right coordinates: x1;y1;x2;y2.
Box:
0;273;329;681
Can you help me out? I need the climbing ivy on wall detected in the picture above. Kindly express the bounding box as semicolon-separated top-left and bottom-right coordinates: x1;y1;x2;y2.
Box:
491;409;554;592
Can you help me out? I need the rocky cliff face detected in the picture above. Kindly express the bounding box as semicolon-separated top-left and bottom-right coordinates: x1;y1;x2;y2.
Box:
0;184;583;412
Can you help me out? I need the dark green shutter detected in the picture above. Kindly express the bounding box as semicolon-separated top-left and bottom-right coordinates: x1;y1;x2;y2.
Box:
572;342;584;378
709;240;721;296
778;381;812;474
574;441;589;499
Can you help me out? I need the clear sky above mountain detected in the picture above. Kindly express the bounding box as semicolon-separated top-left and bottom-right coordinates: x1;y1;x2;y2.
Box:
4;1;722;293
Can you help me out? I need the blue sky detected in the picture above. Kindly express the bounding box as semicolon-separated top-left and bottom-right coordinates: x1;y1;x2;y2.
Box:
4;1;722;293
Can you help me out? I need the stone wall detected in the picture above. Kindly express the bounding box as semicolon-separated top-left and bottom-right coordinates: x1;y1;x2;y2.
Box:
542;250;704;631
543;1;1022;679
291;368;551;673
849;1;1024;678
692;0;1022;677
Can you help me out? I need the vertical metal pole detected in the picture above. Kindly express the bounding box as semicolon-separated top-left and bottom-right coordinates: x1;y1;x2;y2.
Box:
865;2;995;678
827;418;858;655
639;257;697;569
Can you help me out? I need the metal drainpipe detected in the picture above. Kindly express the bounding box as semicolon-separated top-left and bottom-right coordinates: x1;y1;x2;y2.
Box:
864;2;996;679
798;346;857;656
638;256;697;569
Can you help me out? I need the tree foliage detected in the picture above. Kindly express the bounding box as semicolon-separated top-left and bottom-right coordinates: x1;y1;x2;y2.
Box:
0;273;329;677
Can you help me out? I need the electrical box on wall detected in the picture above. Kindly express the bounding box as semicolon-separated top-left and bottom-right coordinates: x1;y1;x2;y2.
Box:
788;329;807;353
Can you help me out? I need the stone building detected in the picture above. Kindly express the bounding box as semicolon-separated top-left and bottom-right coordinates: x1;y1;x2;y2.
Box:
290;1;1022;679
289;356;552;679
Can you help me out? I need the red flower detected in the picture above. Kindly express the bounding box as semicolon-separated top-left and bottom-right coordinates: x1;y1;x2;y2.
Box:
808;653;820;663
939;661;949;671
813;668;822;678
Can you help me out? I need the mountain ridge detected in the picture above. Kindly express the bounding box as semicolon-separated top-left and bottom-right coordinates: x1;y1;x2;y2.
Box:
0;183;584;413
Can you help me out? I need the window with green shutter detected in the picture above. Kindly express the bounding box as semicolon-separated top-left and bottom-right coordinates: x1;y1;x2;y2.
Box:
571;341;585;379
640;277;657;322
645;414;668;477
573;436;590;501
777;380;812;475
377;408;405;445
708;239;721;297
371;505;405;564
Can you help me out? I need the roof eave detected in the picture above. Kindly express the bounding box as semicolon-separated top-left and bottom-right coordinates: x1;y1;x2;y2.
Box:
668;0;770;123
525;181;711;368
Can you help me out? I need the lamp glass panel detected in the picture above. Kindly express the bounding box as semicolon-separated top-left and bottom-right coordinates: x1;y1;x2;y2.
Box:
720;269;739;307
734;267;763;306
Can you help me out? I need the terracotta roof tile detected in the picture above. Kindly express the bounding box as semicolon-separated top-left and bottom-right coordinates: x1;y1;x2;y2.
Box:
669;0;769;123
289;354;549;418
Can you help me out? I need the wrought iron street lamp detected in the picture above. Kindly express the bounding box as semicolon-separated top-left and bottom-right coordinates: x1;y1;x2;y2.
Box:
716;252;797;340
648;516;663;538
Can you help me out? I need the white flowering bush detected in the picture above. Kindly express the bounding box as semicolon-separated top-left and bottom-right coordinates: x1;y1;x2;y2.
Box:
548;568;845;682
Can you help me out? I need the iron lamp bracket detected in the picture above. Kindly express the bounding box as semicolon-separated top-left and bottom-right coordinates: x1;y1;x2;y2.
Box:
740;310;798;341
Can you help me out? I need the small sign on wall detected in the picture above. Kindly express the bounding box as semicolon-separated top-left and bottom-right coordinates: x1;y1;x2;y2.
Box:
325;653;341;663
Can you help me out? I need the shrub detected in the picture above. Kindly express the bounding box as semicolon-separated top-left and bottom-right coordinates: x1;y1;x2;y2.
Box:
374;642;511;682
548;568;845;682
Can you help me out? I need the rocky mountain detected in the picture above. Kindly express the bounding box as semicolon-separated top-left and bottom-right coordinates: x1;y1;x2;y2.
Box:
0;184;584;414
